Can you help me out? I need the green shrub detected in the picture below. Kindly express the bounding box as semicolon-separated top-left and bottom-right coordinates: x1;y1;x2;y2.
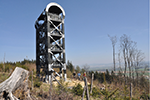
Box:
29;74;32;81
0;73;9;82
101;89;107;95
34;77;42;87
122;97;138;100
100;73;118;100
140;93;150;100
0;63;3;71
20;65;29;70
72;83;83;96
5;64;12;72
56;79;68;93
91;87;101;98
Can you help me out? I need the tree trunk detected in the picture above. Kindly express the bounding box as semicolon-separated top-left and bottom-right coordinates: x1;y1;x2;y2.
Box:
123;49;127;85
0;67;31;100
82;77;90;100
113;46;116;72
90;73;94;94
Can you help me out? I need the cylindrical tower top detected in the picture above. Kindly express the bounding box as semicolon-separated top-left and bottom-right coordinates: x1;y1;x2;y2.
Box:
45;2;65;17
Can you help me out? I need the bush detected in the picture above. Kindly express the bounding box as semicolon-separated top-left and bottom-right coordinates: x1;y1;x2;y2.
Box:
5;64;12;72
56;80;68;93
0;73;9;82
34;77;42;87
72;83;83;96
140;93;150;100
29;73;32;81
20;65;29;70
0;63;3;71
91;87;101;98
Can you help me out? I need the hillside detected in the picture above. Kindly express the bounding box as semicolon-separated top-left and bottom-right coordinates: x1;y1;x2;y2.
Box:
0;61;149;100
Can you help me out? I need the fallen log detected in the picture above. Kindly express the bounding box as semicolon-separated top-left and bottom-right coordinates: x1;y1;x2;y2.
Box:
0;67;31;100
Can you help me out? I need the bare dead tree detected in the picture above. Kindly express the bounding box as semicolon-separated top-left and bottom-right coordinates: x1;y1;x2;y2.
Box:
118;50;122;71
130;47;135;81
132;49;145;86
120;34;145;85
120;34;136;84
108;35;117;72
127;41;137;80
120;34;128;84
83;64;90;72
117;50;124;83
3;53;5;72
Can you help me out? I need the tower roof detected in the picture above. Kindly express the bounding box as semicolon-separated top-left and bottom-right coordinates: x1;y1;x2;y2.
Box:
46;2;65;16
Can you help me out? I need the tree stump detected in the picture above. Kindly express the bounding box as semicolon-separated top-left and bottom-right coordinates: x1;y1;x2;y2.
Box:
0;67;31;100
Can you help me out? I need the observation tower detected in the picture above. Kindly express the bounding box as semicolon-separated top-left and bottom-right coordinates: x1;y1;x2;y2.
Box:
35;2;67;82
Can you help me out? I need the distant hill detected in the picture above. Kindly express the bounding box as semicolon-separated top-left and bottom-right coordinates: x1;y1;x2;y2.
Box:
88;63;113;71
88;61;149;72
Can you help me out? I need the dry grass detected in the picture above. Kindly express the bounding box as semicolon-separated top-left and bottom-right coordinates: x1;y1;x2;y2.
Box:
0;63;149;100
25;63;36;71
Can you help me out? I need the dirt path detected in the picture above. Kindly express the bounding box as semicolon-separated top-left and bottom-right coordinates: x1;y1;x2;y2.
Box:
53;77;90;88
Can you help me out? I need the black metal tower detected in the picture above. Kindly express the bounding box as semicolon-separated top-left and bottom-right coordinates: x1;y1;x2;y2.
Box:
35;2;67;82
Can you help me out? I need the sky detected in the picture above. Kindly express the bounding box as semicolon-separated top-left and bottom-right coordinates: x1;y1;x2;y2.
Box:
0;0;149;68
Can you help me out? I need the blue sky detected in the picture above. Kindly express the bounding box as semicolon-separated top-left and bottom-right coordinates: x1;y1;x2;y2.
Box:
0;0;149;67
